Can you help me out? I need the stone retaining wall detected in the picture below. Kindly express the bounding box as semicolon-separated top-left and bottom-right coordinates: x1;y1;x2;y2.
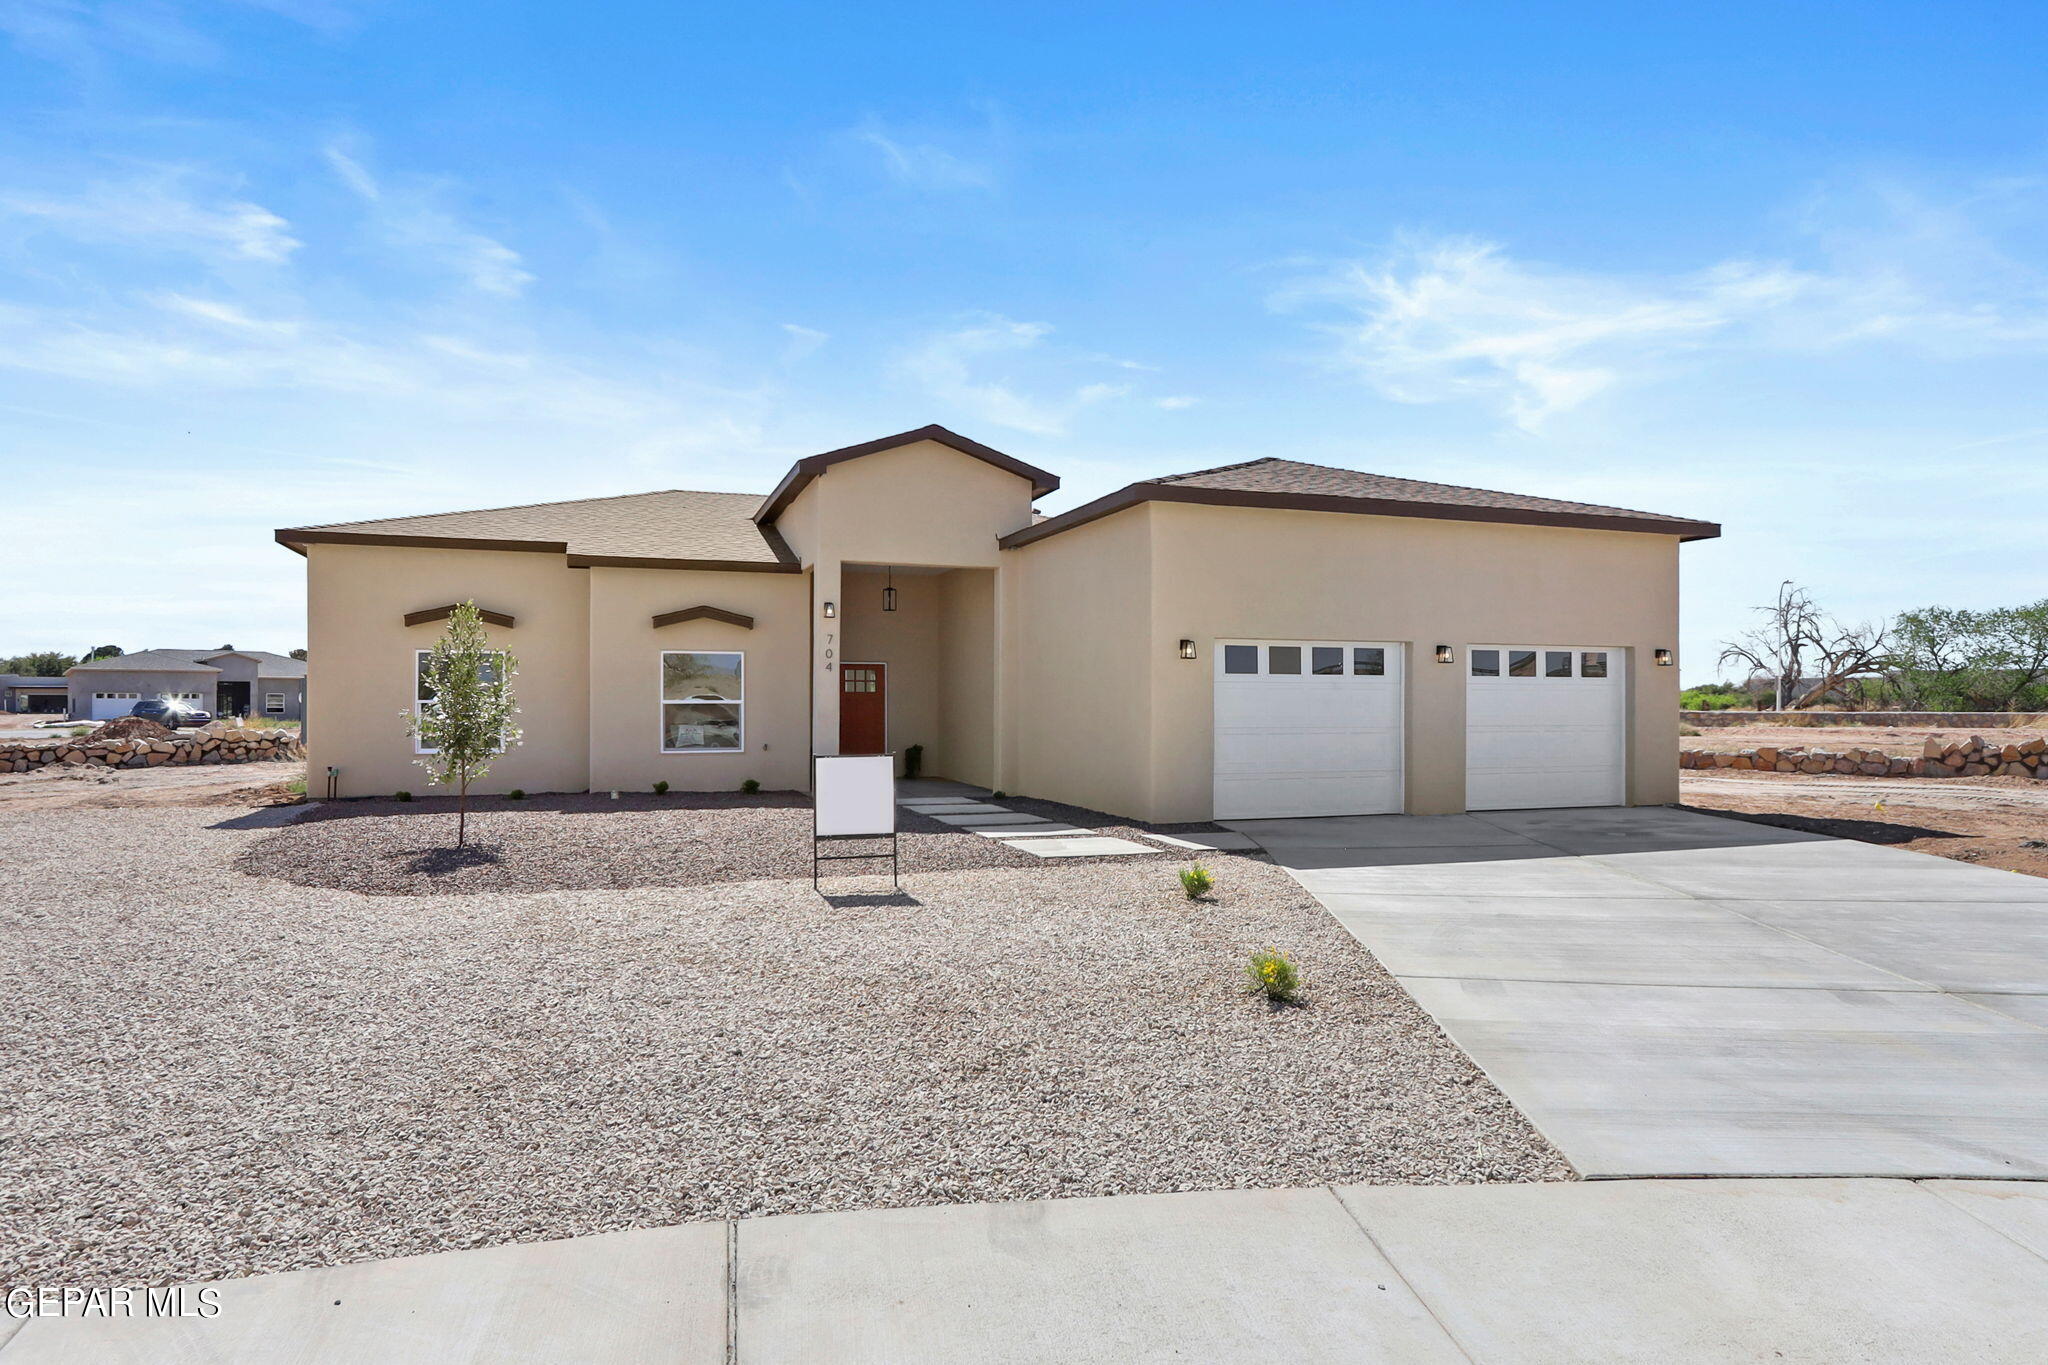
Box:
1682;734;2047;780
1680;710;2043;729
1;723;304;774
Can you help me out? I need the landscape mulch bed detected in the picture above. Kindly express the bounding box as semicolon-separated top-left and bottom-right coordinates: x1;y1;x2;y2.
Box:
6;805;1570;1290
241;790;1216;896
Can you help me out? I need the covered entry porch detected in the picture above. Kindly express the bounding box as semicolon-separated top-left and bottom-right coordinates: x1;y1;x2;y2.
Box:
820;563;997;785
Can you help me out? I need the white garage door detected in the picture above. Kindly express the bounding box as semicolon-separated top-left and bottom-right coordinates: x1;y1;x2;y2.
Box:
89;691;140;719
1214;640;1404;819
1467;645;1626;810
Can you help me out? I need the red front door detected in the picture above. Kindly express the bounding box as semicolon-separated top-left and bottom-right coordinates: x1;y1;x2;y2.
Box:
839;663;887;755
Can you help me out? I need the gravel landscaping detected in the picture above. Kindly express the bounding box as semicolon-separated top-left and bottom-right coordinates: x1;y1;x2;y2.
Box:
1;803;1569;1289
237;789;1211;895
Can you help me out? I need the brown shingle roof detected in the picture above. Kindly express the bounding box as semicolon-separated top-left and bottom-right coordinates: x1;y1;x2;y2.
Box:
276;489;799;572
1001;456;1720;548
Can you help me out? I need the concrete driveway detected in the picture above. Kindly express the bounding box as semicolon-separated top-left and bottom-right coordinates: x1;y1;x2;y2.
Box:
1227;805;2048;1179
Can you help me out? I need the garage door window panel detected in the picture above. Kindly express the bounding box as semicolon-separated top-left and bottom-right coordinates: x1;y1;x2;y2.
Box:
1223;644;1258;674
1471;650;1500;677
1312;646;1344;675
1353;648;1385;676
1546;651;1574;678
1508;650;1537;677
1267;646;1301;675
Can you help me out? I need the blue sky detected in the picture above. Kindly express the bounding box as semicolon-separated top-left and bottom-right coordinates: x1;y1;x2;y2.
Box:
3;1;2044;678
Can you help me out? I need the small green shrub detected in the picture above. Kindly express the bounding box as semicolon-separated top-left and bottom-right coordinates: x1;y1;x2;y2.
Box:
991;790;1007;799
653;780;669;795
903;743;924;779
507;788;527;800
285;778;307;794
394;790;413;802
1245;948;1301;1003
741;778;761;794
1179;862;1214;899
1679;725;1701;737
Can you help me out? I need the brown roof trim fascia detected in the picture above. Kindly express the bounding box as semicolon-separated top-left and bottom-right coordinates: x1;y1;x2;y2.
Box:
566;554;801;574
276;528;568;556
999;483;1722;549
650;605;755;630
404;604;517;628
753;424;1060;526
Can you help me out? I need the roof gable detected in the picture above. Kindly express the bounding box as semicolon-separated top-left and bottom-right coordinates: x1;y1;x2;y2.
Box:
754;424;1059;526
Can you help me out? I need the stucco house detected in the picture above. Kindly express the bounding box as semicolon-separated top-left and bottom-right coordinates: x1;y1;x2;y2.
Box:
276;425;1718;820
1;675;70;714
67;650;307;721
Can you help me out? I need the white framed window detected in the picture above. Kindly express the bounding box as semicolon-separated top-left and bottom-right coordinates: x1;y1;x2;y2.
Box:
265;693;285;714
414;650;506;755
660;651;743;753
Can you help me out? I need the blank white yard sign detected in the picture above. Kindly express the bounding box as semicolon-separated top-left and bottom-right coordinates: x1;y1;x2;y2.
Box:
814;754;895;837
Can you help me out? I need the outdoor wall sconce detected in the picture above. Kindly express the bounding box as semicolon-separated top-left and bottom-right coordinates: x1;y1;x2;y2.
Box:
1178;639;1197;660
1435;644;1455;664
882;567;898;613
822;601;836;619
1655;648;1675;667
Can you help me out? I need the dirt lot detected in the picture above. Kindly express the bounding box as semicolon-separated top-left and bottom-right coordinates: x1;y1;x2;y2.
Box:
0;757;303;809
1684;721;2048;758
1682;770;2048;880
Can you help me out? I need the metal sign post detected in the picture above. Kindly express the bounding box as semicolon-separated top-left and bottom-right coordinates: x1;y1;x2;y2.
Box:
811;753;899;893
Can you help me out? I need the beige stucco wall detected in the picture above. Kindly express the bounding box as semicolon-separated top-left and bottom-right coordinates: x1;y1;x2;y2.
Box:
936;569;997;788
585;567;810;793
997;505;1157;815
773;440;1036;568
1000;502;1685;822
304;543;591;798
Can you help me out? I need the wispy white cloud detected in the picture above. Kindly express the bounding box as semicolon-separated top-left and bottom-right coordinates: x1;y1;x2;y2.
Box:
894;314;1138;436
779;323;828;363
1;168;300;263
1275;238;1814;429
1156;394;1199;410
846;116;997;193
1278;181;2048;430
323;139;534;297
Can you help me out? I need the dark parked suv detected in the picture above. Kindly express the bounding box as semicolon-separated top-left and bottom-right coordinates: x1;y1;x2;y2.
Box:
129;698;213;728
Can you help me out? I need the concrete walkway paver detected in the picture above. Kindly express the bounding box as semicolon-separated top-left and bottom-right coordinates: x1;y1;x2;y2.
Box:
1232;804;2048;1178
736;1187;1465;1363
20;1179;2048;1363
3;1223;726;1365
895;781;1163;859
1341;1178;2048;1363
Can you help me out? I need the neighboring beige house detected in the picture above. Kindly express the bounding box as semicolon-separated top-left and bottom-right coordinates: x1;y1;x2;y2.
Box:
66;649;307;721
276;425;1718;821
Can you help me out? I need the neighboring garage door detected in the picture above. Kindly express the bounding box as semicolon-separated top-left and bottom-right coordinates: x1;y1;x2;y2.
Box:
89;691;140;719
1214;640;1404;819
1467;645;1626;810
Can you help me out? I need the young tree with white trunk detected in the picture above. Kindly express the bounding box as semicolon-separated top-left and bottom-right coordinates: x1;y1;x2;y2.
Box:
403;602;521;846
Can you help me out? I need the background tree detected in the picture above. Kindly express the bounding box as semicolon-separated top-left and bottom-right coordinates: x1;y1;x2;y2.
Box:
1890;598;2048;710
1;651;77;676
402;602;520;847
289;648;308;661
1719;581;1893;710
85;644;124;661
